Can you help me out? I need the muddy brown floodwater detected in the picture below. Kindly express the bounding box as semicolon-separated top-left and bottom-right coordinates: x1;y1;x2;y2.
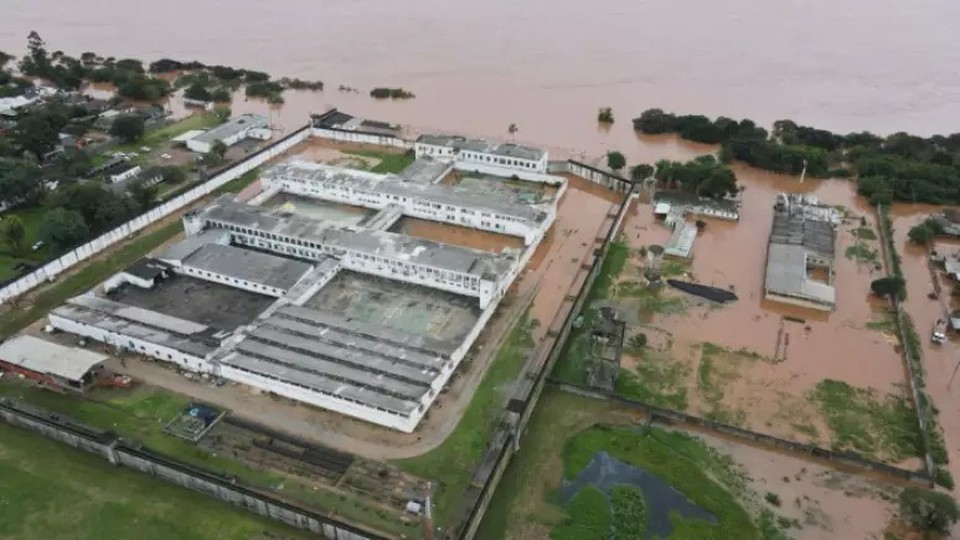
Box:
620;167;916;467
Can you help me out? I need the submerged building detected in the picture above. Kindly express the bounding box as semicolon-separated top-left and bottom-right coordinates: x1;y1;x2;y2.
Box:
49;157;558;433
414;134;560;183
763;193;841;311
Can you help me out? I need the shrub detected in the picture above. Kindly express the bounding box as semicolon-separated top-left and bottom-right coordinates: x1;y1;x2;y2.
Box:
597;107;614;124
898;488;959;534
369;87;415;99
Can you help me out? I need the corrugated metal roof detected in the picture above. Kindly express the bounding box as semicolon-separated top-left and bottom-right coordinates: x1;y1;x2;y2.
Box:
0;335;107;381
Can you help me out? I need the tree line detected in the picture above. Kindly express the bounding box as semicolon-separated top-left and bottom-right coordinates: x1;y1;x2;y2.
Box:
633;108;960;205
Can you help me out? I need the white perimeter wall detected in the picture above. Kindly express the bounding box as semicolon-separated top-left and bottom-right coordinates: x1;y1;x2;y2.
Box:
0;125;312;305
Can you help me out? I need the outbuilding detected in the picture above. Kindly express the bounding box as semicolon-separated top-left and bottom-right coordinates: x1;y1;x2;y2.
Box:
0;335;108;392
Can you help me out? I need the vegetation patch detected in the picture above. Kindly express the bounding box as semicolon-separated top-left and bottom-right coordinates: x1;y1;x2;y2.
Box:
810;379;922;462
550;486;611;540
610;485;646;537
696;343;776;426
855;227;878;241
344;150;416;174
616;353;690;410
845;243;879;264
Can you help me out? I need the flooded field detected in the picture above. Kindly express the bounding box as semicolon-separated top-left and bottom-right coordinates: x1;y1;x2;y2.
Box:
390;217;524;254
479;389;902;540
556;169;921;467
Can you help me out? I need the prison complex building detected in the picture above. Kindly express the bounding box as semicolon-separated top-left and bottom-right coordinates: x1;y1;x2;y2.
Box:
763;193;841;311
310;108;407;148
184;196;517;309
0;335;108;392
414;133;562;183
261;161;554;246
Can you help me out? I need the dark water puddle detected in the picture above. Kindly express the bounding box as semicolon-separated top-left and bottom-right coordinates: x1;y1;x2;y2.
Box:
558;451;717;538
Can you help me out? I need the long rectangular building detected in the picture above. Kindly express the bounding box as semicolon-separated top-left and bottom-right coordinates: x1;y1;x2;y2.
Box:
262;161;552;245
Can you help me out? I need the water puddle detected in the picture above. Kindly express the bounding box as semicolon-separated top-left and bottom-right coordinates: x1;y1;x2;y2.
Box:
558;451;717;538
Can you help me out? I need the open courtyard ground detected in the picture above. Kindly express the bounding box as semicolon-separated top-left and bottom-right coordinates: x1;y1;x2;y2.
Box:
477;388;905;540
555;170;921;468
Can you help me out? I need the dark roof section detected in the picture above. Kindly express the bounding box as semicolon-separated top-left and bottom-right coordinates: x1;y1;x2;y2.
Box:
124;257;168;281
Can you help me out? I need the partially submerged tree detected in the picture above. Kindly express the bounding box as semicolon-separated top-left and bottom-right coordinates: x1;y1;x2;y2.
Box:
597;107;614;124
898;488;960;535
607;151;626;172
870;276;906;300
629;163;654;182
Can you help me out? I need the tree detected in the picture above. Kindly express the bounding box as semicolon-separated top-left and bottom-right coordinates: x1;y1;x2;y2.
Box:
508;123;519;141
127;180;159;211
14;108;70;158
630;163;654;182
110;114;145;143
39;208;89;249
607;151;626;171
0;160;43;206
184;81;212;102
899;488;960;534
908;223;936;246
210;88;232;103
210;140;228;162
628;333;647;350
695;219;707;230
159;165;187;184
870;276;906;300
597;107;614;124
0;215;27;254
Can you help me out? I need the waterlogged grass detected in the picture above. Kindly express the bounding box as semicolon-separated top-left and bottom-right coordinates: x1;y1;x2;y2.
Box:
866;310;898;333
854;227;878;241
615;356;689;410
563;426;760;539
393;312;536;526
696;342;775;426
344;149;416;174
589;239;629;303
811;379;922;462
0;424;310;540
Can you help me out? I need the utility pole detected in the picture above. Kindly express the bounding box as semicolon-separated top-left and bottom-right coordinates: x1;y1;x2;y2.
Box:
799;159;808;184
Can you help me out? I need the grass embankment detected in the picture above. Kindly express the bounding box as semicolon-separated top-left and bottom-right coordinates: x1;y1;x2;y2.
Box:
344;150;416;174
393;311;536;527
0;168;260;340
0;383;409;537
0;207;56;281
0;424;310;540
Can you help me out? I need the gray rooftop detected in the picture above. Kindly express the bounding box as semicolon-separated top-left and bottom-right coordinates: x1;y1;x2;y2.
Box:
769;213;835;260
195;196;515;279
0;335;107;381
416;134;545;161
183;244;313;291
159;229;230;262
265;161;547;223
764;243;836;304
192;114;268;144
398;157;450;185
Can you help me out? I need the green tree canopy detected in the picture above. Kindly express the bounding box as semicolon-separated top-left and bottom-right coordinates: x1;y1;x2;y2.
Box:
184;81;212;102
606;151;626;171
110;114;145;143
39;208;89;249
870;276;906;300
630;163;654;182
0;215;27;254
899;488;960;534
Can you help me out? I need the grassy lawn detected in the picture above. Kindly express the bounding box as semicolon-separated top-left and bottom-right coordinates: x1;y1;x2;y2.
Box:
0;207;58;281
344;149;416;174
393;311;536;526
0;168;261;340
810;379;922;462
0;423;311;540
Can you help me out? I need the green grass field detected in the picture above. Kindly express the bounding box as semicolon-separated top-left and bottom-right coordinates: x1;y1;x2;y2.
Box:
393;311;536;526
0;423;310;540
115;112;223;153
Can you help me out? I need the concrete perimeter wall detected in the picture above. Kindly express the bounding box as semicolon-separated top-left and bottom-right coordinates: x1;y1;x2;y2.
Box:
0;398;388;540
0;124;312;305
